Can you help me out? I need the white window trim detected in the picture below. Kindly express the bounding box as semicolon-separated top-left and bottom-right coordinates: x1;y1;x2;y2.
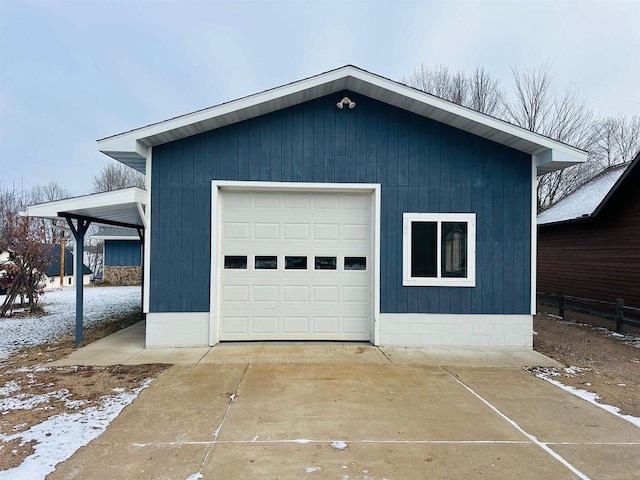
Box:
402;212;476;287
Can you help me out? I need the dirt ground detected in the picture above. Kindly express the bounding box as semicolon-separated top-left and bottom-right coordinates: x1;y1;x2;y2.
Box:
532;313;640;417
0;312;168;471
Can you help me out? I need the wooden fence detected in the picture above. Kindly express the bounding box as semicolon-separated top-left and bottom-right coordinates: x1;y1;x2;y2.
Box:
538;292;640;334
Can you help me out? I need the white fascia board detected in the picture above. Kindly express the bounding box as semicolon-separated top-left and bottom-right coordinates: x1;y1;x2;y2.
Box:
98;138;148;159
26;188;147;220
97;65;586;173
533;149;586;176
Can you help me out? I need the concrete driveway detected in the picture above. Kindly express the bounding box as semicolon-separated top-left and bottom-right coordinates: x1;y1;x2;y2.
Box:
48;348;640;480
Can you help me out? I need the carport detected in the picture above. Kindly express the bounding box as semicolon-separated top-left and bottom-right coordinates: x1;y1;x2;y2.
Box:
24;187;147;345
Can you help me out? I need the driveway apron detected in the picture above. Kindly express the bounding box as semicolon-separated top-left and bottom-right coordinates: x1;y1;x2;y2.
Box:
49;359;640;480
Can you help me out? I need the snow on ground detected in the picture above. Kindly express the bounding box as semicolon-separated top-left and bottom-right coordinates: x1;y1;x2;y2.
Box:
0;286;149;479
525;366;640;428
0;375;152;480
0;286;141;360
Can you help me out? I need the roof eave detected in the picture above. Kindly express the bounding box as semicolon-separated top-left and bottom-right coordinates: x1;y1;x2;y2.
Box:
24;187;147;228
98;66;587;175
538;215;593;228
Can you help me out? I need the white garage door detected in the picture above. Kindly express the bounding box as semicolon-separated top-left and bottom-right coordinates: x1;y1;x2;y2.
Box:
217;190;373;341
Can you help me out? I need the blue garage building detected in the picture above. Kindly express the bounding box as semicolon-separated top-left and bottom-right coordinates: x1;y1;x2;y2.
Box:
90;66;584;347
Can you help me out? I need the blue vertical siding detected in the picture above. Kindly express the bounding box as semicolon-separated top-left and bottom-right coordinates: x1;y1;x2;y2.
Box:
150;90;532;314
105;240;142;267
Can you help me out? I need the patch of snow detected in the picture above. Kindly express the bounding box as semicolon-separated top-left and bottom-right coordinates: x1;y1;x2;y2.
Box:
528;368;640;428
563;366;588;376
537;165;626;225
294;438;312;443
0;380;21;396
331;440;348;450
185;473;203;480
305;466;322;473
0;388;77;412
0;286;141;360
0;377;152;480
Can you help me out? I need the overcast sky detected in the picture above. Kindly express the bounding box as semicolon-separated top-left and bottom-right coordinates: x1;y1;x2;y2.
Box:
1;0;639;197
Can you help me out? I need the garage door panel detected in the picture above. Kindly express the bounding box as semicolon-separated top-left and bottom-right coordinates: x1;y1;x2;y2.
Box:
253;192;280;207
282;285;309;302
252;316;279;334
254;223;280;239
223;222;250;239
219;190;372;341
313;316;339;333
313;194;340;209
252;285;279;302
283;316;309;334
312;285;339;302
343;195;370;210
343;317;370;334
343;223;369;240
221;316;249;334
222;285;249;302
342;285;369;303
312;223;340;240
283;193;310;208
283;223;310;240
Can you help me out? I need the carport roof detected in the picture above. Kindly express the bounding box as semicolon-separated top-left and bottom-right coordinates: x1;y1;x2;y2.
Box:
24;187;146;228
98;65;587;176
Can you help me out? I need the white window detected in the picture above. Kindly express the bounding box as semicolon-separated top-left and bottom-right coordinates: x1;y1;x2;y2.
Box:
403;213;476;287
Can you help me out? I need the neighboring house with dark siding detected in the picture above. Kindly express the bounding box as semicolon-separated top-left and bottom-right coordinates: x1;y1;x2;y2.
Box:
30;66;587;348
537;152;640;309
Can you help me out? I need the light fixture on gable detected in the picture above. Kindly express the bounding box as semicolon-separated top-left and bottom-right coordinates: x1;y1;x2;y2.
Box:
336;96;356;109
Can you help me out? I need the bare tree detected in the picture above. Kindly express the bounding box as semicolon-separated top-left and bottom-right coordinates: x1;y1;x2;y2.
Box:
505;62;553;132
0;184;25;228
26;181;72;243
403;64;505;116
503;63;598;211
28;181;71;204
590;115;640;169
405;62;638;211
468;67;505;117
91;161;145;193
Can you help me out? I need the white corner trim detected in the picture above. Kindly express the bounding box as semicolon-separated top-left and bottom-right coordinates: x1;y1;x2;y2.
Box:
530;158;537;315
208;180;381;346
373;185;381;346
402;212;476;287
142;150;152;313
209;182;221;346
